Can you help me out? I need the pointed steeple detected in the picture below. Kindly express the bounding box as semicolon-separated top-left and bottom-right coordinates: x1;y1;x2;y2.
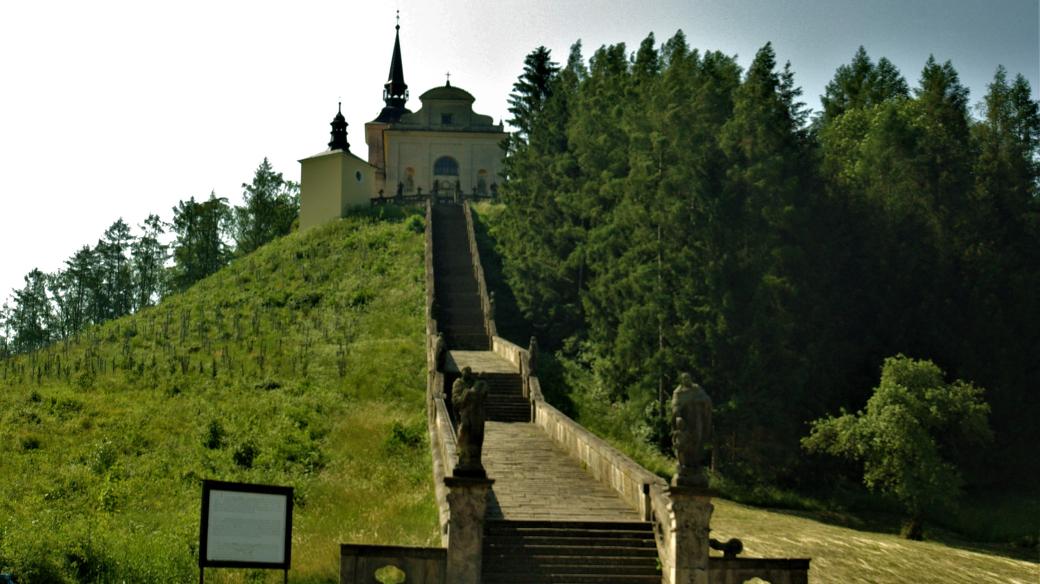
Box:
328;102;349;151
375;13;411;123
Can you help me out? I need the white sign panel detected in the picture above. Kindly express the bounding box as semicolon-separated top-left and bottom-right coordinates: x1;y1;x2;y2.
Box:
202;483;292;567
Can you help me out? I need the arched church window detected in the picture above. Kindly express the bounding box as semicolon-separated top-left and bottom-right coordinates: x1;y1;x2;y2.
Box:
433;156;459;176
477;169;488;195
405;167;415;193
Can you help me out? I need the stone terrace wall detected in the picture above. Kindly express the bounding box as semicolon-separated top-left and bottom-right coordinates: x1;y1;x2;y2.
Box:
340;544;446;584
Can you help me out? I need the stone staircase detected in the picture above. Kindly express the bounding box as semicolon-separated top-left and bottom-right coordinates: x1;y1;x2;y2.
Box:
483;520;659;584
482;372;530;422
432;203;490;350
431;202;661;583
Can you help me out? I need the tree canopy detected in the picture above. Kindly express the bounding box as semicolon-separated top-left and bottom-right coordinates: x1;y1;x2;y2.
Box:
802;355;992;539
493;38;1038;486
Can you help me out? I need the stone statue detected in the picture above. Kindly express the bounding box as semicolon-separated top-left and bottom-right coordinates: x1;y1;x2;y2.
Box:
671;372;712;488
433;332;446;372
527;336;539;375
453;367;488;477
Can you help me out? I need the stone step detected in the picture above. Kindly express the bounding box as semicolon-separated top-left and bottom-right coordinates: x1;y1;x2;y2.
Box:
443;336;490;351
482;540;653;552
485;399;528;407
483;520;659;583
484;556;656;570
485;400;528;410
441;325;487;334
486;520;655;533
480;569;657;577
486;409;532;417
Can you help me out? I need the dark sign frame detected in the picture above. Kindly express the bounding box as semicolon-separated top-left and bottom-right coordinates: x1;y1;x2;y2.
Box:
199;479;293;577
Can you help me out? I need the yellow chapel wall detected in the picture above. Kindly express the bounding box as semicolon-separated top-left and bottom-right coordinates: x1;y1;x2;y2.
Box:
299;151;377;231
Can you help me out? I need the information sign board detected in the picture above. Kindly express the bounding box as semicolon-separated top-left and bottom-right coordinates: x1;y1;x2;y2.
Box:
200;480;293;570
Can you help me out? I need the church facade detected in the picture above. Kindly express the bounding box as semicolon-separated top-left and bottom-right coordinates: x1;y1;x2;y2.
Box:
299;22;506;231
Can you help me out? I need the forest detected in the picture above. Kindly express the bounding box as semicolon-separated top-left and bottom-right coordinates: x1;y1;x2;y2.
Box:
491;32;1038;505
1;31;1036;545
0;158;299;355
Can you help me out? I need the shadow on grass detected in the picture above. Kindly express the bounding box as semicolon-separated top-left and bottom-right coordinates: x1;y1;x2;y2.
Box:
760;497;1039;563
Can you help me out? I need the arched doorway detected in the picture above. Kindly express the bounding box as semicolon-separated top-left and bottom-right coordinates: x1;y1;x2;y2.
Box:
433;156;460;195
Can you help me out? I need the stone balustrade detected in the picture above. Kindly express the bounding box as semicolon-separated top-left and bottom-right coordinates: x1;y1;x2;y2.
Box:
461;202;497;341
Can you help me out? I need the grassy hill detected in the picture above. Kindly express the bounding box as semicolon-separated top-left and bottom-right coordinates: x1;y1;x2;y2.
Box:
711;498;1037;583
0;209;438;583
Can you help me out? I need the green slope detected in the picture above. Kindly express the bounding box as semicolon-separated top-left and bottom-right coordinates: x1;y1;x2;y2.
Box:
0;210;437;583
712;499;1037;584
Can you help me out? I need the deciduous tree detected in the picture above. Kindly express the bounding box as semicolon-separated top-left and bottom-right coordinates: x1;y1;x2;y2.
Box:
803;355;992;539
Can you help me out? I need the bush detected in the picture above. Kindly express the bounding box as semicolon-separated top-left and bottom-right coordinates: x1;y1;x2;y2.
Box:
405;214;425;234
233;440;258;469
202;419;225;449
384;420;425;454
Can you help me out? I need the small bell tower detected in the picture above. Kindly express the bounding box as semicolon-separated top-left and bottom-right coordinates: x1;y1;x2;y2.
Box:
328;102;350;151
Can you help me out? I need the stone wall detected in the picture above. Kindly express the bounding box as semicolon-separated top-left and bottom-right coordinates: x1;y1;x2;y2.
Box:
423;200;453;543
708;558;810;584
340;544;446;584
461;202;496;340
531;392;665;521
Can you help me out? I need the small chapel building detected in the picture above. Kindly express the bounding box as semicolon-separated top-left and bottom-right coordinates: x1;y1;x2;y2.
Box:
299;21;506;231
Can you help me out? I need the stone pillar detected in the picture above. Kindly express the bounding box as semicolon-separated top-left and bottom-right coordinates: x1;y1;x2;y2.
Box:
444;476;494;584
665;487;713;584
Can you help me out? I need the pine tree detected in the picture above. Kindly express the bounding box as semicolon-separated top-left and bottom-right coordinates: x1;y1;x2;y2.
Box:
172;193;233;291
132;214;168;308
820;46;908;123
234;158;299;255
9;269;53;353
99;219;135;319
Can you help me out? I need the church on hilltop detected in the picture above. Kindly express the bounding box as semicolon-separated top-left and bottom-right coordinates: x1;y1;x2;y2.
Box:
299;20;507;230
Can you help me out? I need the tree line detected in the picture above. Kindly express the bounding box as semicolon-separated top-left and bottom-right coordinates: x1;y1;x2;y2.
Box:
0;158;298;356
497;34;1038;487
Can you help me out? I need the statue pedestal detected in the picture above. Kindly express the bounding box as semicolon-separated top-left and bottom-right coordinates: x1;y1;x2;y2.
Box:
664;486;714;584
444;476;493;584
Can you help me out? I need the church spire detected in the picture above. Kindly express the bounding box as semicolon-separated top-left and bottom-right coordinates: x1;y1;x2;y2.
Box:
328;101;349;151
374;13;411;123
383;12;408;109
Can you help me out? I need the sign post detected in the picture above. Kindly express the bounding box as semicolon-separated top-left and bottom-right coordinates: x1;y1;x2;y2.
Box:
199;480;293;584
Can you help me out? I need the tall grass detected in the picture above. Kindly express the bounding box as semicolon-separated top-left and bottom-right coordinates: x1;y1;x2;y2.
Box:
0;208;437;583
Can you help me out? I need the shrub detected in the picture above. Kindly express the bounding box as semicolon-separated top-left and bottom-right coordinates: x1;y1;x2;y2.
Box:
202;419;225;449
233;440;258;469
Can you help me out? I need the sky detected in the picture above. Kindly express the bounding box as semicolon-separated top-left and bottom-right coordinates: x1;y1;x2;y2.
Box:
1;0;1037;304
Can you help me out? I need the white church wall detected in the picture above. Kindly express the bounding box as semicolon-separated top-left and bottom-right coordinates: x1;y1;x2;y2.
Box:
385;131;504;194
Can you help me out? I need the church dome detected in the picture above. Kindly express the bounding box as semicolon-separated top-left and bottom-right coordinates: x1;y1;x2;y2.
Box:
419;83;475;103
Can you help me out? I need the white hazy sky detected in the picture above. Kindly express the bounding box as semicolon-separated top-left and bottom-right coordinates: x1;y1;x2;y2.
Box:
1;0;1037;303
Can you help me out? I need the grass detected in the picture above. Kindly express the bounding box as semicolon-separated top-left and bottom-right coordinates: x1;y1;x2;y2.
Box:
0;208;438;583
711;498;1038;584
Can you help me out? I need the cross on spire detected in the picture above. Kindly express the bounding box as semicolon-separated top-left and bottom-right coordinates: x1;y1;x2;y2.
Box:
446;71;451;86
376;12;410;122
